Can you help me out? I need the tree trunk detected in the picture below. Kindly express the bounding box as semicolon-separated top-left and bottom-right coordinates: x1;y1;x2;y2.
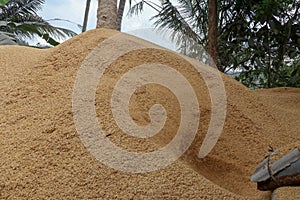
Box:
207;0;218;69
96;0;118;30
82;0;91;32
117;0;126;31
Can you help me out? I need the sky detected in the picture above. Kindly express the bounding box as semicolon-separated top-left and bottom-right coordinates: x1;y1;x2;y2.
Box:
39;0;154;33
37;0;177;50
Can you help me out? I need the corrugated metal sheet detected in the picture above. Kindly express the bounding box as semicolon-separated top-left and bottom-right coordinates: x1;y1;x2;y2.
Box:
251;148;300;182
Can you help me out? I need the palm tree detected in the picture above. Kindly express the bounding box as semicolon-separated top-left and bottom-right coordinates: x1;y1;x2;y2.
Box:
96;0;127;31
82;0;91;32
117;0;126;30
128;0;211;66
128;0;218;66
0;0;11;6
96;0;118;30
0;0;76;46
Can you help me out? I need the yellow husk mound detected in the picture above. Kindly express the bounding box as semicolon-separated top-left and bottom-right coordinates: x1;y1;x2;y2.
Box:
0;29;299;199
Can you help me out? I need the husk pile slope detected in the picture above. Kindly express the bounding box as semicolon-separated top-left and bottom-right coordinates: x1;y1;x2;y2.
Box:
1;29;299;199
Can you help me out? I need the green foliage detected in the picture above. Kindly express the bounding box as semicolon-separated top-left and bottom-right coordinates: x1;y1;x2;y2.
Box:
226;0;300;88
129;0;215;68
0;0;11;6
129;0;300;88
0;0;76;46
0;30;17;44
237;61;300;88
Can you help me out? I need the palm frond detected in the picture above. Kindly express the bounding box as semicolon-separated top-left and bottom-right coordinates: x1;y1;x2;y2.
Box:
0;0;76;46
152;0;202;46
128;0;161;16
1;0;44;19
128;1;146;16
46;18;83;30
0;30;17;44
128;0;207;59
11;21;75;40
0;0;11;7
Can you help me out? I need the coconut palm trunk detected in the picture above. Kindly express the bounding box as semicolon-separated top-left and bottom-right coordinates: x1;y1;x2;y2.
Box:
117;0;126;31
96;0;118;30
82;0;91;32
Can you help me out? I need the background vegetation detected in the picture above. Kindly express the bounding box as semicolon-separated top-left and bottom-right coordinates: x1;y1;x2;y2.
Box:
1;0;299;88
0;0;76;46
129;0;300;88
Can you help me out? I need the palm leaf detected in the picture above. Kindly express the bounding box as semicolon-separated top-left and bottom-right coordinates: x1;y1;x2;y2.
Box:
47;18;83;30
0;0;76;46
128;0;206;56
152;0;202;46
0;30;17;45
128;1;145;16
0;0;11;6
128;0;161;16
1;0;44;19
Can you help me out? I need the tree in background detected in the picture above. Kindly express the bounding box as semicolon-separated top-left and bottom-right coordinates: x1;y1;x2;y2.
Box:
0;0;11;6
207;0;218;66
129;0;218;69
82;0;91;32
96;0;126;31
129;0;300;88
230;0;300;88
0;0;76;46
117;0;126;30
96;0;118;30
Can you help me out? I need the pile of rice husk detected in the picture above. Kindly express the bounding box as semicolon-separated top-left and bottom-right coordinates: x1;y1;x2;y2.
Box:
1;28;299;199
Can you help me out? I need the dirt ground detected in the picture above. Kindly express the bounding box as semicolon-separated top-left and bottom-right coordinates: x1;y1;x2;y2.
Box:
0;29;299;199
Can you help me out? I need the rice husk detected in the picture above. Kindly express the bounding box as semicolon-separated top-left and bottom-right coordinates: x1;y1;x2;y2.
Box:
0;29;299;199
